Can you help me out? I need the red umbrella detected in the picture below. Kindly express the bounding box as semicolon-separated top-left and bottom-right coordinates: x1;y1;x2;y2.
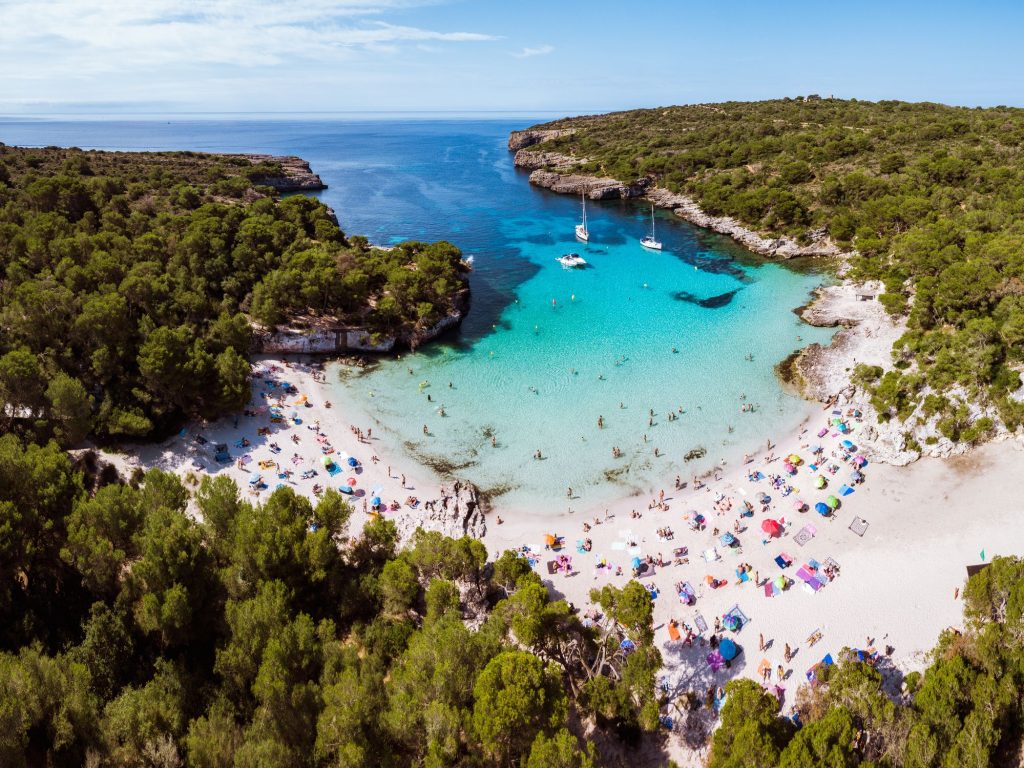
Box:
761;519;782;537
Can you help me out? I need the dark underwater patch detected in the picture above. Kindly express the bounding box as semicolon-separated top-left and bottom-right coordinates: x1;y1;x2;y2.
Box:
671;289;740;309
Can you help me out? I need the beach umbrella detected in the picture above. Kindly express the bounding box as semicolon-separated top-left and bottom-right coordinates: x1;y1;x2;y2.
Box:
347;456;358;467
631;556;642;569
810;444;822;453
774;574;787;590
347;477;357;486
841;440;856;451
757;491;770;503
371;496;381;507
826;495;840;509
854;455;867;467
850;471;863;482
339;485;353;494
249;473;261;485
761;519;782;537
321;455;333;467
815;476;827;489
814;502;830;515
839;484;854;496
545;534;557;546
792;499;806;511
720;532;736;547
719;638;739;661
831;417;843;426
787;454;802;465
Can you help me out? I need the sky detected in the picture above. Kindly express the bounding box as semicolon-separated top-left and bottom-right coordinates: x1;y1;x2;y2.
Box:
2;0;1023;115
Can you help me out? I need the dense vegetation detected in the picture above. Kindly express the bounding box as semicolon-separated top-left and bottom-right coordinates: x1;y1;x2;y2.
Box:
0;145;468;442
707;555;1024;768
0;434;664;768
523;98;1024;441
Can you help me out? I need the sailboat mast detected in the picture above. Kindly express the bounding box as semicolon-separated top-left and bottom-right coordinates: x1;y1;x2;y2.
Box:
651;203;655;238
582;190;587;229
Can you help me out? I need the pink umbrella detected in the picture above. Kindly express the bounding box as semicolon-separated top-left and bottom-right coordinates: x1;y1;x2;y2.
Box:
792;499;806;511
761;518;782;538
347;476;357;485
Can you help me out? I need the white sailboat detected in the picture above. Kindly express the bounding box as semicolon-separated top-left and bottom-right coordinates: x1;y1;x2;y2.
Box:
575;190;589;241
640;203;662;250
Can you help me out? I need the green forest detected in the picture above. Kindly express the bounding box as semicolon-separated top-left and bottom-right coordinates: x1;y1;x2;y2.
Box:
521;98;1024;442
0;435;660;768
0;145;468;443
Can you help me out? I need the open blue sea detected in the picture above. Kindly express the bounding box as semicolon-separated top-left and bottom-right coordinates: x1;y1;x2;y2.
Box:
0;116;834;512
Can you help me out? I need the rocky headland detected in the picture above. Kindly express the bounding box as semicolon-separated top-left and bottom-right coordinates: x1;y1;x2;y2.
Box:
237;153;329;192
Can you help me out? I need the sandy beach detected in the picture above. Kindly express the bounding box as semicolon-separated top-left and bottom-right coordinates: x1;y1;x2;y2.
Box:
101;283;1024;765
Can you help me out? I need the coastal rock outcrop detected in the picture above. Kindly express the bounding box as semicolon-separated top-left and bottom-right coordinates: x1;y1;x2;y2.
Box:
508;128;576;151
237;154;328;192
528;169;652;200
390;481;488;542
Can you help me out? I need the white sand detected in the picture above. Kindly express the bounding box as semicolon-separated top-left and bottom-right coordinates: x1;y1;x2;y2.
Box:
103;286;1024;764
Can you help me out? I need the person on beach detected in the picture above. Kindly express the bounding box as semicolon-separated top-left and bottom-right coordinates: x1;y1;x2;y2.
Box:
784;643;792;662
759;633;765;651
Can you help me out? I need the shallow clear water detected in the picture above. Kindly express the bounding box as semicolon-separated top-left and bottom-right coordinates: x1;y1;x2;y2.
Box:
0;117;833;510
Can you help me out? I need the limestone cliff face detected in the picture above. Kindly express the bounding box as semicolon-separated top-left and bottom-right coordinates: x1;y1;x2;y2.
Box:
237;154;328;192
507;128;576;151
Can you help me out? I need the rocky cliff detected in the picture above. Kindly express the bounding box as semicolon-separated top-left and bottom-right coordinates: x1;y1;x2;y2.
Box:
508;128;576;151
237;154;328;192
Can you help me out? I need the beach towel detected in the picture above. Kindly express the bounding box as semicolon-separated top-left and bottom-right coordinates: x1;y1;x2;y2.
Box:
764;582;774;597
667;623;682;642
849;517;869;537
793;526;815;547
796;566;814;583
774;554;790;569
695;614;708;634
823;556;840;571
703;548;719;562
817;428;828;437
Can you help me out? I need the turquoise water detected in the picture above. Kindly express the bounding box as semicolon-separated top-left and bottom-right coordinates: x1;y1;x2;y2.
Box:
0;117;833;511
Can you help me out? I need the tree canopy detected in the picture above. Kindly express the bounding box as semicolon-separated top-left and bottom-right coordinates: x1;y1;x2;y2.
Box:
0;144;468;443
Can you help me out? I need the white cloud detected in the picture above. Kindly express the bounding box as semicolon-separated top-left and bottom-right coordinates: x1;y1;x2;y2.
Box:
513;44;554;59
0;0;497;78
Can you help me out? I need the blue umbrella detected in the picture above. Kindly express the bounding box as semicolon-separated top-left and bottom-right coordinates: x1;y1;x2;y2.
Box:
347;456;358;467
841;439;856;450
814;502;830;515
371;496;381;507
719;638;739;661
631;556;642;569
339;485;354;494
249;473;261;485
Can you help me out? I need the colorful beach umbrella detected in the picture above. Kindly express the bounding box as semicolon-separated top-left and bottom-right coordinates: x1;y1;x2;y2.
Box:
774;575;787;590
815;476;827;489
248;473;261;485
347;456;358;467
347;477;357;486
339;485;353;494
761;519;782;537
719;638;738;661
841;440;856;451
371;496;381;507
321;455;333;467
814;502;830;515
792;499;806;511
788;454;802;465
826;495;840;509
